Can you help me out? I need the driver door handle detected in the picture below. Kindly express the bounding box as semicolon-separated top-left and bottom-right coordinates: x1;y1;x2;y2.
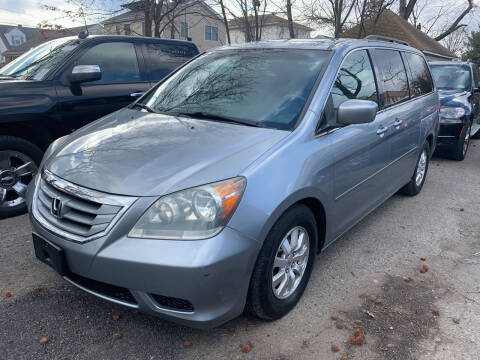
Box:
376;125;388;136
130;92;145;97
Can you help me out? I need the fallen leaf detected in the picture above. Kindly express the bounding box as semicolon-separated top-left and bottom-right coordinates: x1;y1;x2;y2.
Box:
241;344;251;353
33;288;41;293
183;340;193;347
348;336;356;344
331;344;340;352
335;321;345;329
459;208;464;212
355;333;365;345
353;328;362;337
5;291;12;298
432;308;440;316
452;317;460;324
373;279;379;284
364;310;375;319
423;264;429;272
403;276;413;282
39;337;48;345
112;314;120;321
330;315;338;321
374;298;383;305
420;257;426;261
387;343;395;348
112;333;122;339
354;320;362;325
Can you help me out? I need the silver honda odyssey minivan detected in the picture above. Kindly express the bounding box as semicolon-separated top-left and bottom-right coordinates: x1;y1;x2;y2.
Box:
27;37;439;328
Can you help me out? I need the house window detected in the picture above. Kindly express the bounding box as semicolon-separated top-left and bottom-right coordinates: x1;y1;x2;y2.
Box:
181;22;188;38
142;22;145;35
205;25;218;41
10;35;24;46
124;24;131;35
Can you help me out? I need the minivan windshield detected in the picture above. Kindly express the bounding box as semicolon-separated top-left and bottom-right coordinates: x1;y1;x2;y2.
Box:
0;37;78;80
430;64;472;91
140;49;330;130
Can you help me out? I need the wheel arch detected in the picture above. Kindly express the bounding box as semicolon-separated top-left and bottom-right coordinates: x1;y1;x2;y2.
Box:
257;189;329;254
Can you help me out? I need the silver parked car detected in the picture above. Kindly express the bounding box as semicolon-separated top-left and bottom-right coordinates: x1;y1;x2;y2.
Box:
27;37;439;328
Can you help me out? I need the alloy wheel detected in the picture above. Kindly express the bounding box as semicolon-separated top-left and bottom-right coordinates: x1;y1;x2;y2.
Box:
415;149;427;187
0;150;37;209
271;226;310;299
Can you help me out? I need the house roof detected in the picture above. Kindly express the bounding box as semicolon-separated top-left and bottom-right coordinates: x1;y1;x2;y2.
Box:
228;14;313;32
0;26;74;56
340;9;456;59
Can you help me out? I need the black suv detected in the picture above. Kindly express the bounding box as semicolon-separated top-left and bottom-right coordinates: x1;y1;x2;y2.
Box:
0;34;198;218
430;61;480;160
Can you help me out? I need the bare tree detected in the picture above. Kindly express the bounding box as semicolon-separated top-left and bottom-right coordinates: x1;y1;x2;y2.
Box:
434;0;474;41
302;0;356;37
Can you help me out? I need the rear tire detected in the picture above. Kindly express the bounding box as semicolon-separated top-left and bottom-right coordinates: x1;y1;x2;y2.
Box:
450;121;471;161
246;204;317;320
400;141;430;196
0;136;42;219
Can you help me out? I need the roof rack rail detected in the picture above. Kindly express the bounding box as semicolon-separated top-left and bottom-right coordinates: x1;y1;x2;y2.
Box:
364;35;409;47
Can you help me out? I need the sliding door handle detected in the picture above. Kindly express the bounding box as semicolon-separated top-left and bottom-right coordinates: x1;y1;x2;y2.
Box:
393;118;402;127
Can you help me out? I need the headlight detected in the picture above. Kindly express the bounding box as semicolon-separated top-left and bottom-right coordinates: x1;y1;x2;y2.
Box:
128;177;246;240
39;135;69;170
439;107;465;123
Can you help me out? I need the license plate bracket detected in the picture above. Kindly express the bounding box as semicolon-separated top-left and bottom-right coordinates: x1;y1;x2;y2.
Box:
32;233;66;276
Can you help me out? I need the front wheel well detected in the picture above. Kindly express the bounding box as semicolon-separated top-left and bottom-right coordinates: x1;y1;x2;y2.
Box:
298;197;326;253
426;134;434;156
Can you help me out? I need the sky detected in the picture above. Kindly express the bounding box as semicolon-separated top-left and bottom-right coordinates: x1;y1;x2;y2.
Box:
0;0;120;28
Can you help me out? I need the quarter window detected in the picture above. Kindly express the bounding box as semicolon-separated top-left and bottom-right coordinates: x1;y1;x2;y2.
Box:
76;42;140;84
124;24;131;35
403;52;433;97
371;49;409;108
331;50;378;109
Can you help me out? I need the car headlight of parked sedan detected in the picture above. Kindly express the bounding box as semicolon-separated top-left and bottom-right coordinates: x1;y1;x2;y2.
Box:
439;107;465;123
128;177;246;240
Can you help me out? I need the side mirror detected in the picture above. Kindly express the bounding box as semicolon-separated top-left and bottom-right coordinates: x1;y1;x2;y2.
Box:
337;99;378;125
69;65;101;84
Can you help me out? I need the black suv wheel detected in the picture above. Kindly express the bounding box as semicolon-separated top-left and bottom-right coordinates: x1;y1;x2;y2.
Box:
0;136;42;219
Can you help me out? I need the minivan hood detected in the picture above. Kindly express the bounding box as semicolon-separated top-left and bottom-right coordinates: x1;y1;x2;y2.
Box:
46;108;289;197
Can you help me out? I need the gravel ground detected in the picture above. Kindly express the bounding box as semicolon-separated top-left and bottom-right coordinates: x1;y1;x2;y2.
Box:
1;141;479;360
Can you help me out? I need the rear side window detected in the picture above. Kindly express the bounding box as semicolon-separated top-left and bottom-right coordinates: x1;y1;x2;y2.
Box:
145;43;198;81
331;50;378;109
371;49;409;108
77;42;140;84
403;52;433;97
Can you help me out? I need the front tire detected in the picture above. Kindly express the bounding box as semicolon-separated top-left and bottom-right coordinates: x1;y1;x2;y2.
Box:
0;136;42;219
451;121;471;161
400;141;430;196
246;204;317;320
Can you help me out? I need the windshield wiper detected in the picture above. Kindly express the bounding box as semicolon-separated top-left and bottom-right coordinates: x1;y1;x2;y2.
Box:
132;103;159;113
165;111;264;128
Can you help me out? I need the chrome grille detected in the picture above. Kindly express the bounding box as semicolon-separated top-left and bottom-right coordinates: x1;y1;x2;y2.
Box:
32;170;136;243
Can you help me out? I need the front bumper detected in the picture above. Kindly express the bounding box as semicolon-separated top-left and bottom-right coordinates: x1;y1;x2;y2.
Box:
436;122;464;148
27;183;261;329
